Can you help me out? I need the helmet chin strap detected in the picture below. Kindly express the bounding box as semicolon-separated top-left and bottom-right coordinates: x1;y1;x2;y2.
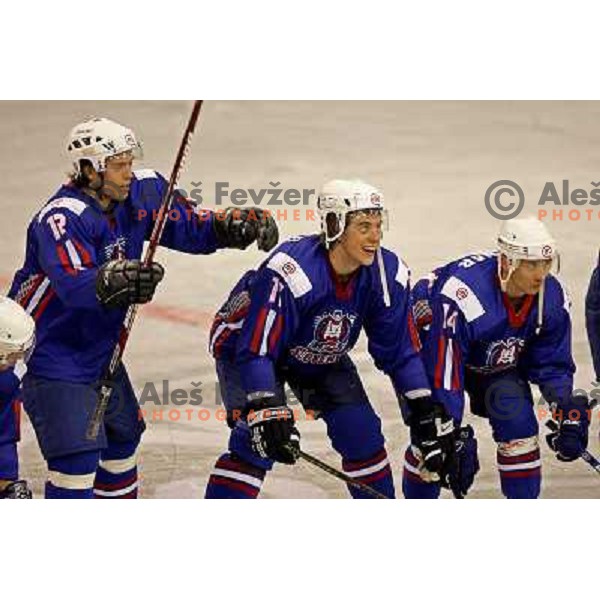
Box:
536;281;545;335
498;254;518;293
377;247;391;307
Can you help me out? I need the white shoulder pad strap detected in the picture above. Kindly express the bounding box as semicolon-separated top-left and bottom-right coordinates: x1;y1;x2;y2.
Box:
440;276;485;323
134;169;158;180
395;258;410;288
267;252;312;298
37;197;87;223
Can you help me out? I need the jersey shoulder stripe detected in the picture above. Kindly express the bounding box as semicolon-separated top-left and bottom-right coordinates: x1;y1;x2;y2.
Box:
440;275;485;322
266;252;312;298
395;258;410;288
550;275;572;314
134;169;159;180
37;197;88;223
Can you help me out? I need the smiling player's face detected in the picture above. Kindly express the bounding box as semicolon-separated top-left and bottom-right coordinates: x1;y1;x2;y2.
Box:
332;211;383;274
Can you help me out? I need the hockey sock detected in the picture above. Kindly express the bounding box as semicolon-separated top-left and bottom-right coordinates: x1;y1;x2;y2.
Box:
46;451;100;499
205;452;267;499
342;448;395;499
94;441;139;499
496;437;541;499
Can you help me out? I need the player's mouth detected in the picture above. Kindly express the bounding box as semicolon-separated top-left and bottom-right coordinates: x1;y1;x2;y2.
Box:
362;245;378;257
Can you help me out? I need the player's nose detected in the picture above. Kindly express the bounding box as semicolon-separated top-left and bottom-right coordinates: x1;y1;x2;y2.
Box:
368;229;382;243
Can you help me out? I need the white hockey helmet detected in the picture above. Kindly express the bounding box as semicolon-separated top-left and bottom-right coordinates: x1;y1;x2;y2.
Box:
67;117;143;175
317;179;386;247
0;296;36;368
497;217;558;285
497;217;557;262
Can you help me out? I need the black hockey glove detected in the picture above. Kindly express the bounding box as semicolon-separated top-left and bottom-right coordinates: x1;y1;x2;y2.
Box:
96;259;165;308
444;425;480;499
409;401;456;481
0;480;33;499
546;395;590;462
246;395;300;464
214;207;279;252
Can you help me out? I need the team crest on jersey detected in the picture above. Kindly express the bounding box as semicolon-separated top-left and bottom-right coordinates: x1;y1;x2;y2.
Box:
485;337;526;370
290;310;358;365
311;310;356;353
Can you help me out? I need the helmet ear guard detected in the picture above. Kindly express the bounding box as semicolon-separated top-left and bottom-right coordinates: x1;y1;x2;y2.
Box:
324;212;344;244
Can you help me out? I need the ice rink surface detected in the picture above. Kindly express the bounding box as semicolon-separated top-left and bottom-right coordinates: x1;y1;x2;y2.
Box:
1;100;599;498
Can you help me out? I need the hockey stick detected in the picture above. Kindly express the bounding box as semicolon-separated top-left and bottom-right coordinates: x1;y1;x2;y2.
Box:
291;447;391;499
545;419;600;475
86;101;204;440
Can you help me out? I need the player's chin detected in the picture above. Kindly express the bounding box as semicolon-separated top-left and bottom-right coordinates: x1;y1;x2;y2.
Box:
111;192;129;203
359;250;377;265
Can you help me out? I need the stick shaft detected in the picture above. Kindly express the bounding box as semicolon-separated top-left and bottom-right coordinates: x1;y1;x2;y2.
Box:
297;450;390;499
86;101;204;440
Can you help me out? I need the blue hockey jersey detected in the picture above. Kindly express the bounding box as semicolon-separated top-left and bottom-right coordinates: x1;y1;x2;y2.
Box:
0;363;26;405
209;234;430;402
413;252;574;420
585;255;600;382
8;169;223;382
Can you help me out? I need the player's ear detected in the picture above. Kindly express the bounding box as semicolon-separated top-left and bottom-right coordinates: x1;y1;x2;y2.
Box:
82;162;101;189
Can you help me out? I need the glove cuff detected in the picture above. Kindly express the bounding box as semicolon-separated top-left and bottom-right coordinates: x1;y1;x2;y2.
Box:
405;394;435;420
553;395;590;425
245;393;283;413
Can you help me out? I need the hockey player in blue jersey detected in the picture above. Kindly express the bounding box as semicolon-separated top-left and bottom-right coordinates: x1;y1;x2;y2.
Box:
8;117;278;499
404;217;587;499
204;179;455;499
0;296;36;499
